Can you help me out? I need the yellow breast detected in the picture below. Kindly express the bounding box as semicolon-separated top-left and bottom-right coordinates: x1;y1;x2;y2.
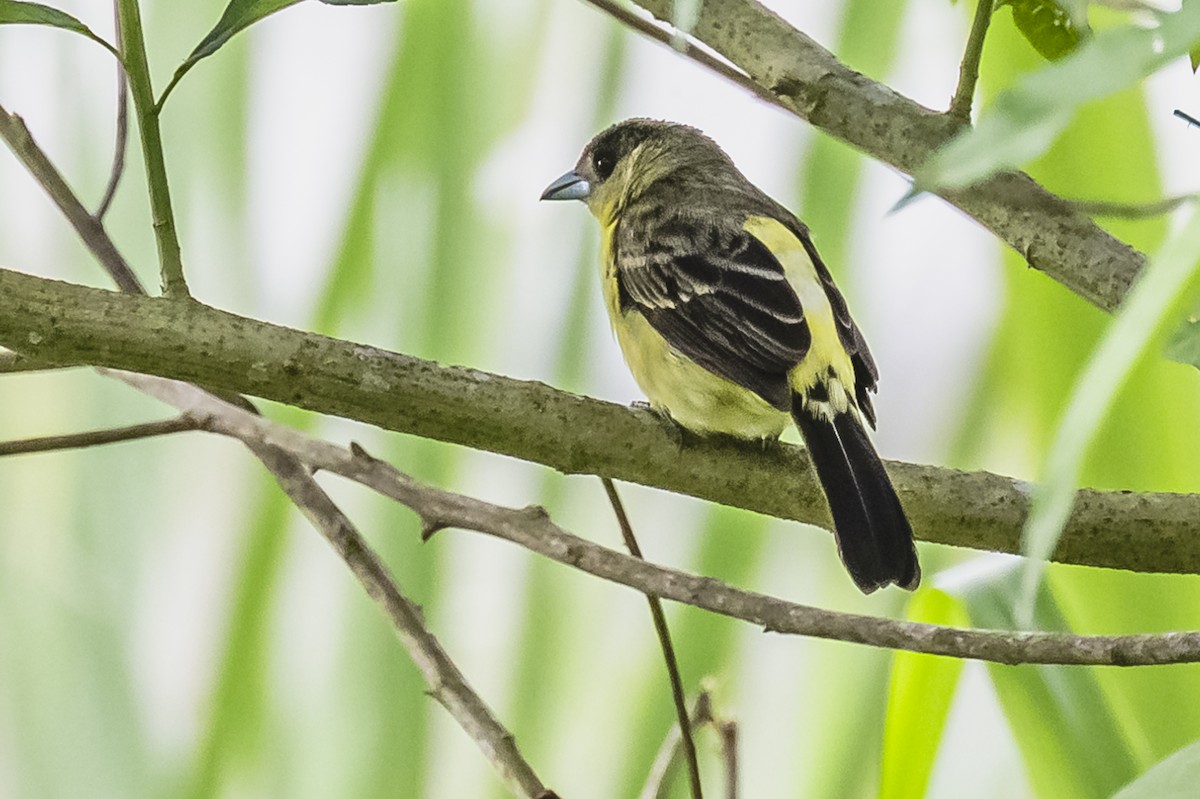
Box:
599;220;789;440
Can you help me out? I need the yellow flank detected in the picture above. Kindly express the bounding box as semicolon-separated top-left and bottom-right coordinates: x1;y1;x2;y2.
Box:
599;221;789;440
742;216;855;411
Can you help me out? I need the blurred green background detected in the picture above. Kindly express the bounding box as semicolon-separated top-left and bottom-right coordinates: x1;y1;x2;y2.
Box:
1;1;1199;797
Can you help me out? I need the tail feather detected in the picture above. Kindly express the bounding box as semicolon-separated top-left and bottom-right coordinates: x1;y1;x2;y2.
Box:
793;397;920;593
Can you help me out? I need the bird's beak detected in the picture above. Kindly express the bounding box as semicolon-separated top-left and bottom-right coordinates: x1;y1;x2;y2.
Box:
540;170;591;201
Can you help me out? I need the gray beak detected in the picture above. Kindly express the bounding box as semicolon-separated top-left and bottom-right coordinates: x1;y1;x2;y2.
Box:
540;170;591;201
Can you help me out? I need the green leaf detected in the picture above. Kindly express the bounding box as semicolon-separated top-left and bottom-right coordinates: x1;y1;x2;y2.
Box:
1112;739;1200;799
1164;309;1200;367
920;3;1200;191
1007;0;1085;60
1190;46;1199;72
879;590;969;799
1016;206;1200;626
319;0;397;4
952;565;1140;798
158;0;303;111
0;0;118;56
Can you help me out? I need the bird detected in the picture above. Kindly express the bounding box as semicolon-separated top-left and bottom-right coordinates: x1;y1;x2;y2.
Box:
540;118;919;593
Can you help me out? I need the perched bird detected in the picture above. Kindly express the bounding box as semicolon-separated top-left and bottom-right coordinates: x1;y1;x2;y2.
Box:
541;119;919;593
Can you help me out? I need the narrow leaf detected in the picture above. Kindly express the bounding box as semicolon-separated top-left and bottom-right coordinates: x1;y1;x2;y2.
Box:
879;590;969;799
920;3;1200;190
1164;311;1200;367
1112;739;1200;799
158;0;302;111
0;0;118;56
951;564;1139;798
1016;206;1200;626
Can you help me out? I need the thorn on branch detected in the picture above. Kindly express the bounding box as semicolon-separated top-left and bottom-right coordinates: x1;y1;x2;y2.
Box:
421;518;448;541
349;440;376;461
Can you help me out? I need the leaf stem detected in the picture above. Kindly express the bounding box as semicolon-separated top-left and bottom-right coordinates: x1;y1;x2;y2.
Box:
115;0;189;298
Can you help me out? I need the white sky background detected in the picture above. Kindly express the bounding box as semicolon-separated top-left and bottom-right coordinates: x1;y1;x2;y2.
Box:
2;1;1198;797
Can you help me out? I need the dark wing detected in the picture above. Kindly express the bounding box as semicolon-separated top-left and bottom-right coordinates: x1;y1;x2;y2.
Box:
614;211;810;411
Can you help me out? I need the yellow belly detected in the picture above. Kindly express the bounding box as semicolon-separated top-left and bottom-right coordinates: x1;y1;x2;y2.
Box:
600;224;788;439
612;310;789;438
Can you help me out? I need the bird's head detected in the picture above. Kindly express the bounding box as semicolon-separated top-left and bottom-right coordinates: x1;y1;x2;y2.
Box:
540;118;729;225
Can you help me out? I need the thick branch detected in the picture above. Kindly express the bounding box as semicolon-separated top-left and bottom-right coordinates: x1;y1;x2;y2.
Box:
107;369;1200;667
2;269;1193;574
0;348;62;374
621;0;1144;313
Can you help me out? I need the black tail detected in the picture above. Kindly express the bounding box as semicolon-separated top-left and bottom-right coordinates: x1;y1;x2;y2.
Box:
792;397;920;593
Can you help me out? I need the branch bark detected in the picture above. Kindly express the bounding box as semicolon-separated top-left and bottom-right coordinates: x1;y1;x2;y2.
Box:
618;0;1145;314
0;416;197;457
106;368;1200;667
3;268;1196;575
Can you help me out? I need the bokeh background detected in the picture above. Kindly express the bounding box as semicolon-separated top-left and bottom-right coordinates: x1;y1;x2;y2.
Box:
1;1;1199;797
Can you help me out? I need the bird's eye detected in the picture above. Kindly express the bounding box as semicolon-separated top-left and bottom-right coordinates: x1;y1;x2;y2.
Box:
592;151;615;181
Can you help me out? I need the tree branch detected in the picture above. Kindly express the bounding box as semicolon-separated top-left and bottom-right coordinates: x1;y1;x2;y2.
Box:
248;443;557;799
612;0;1145;314
0;102;143;294
103;368;1200;667
579;0;783;110
1;269;1195;575
0;416;198;457
0;348;63;374
0;39;556;796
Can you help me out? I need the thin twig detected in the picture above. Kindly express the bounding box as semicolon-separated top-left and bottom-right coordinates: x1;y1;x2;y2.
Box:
248;443;556;799
717;721;737;799
104;369;1200;668
949;0;994;121
0;416;198;457
602;477;703;799
1069;194;1198;220
580;0;786;112
0;103;143;293
1175;109;1200;128
639;692;714;799
96;0;129;222
115;0;189;298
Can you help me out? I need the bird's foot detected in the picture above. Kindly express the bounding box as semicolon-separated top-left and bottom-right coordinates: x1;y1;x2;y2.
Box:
630;400;687;448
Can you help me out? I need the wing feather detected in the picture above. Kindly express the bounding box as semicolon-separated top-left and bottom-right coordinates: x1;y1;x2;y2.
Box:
615;212;810;411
